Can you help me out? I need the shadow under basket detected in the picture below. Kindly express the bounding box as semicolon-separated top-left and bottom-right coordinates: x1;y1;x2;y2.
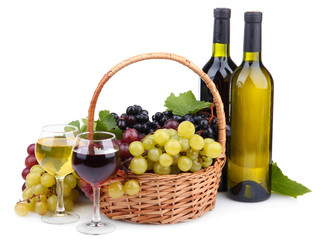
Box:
86;52;227;224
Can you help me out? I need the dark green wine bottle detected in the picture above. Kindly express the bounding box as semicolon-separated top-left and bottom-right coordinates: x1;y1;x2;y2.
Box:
228;12;273;202
200;8;237;192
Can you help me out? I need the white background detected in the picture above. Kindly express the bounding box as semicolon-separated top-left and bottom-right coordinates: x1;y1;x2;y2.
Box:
1;0;322;239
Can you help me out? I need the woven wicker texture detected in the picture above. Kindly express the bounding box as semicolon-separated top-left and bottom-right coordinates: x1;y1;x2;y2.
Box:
86;52;226;224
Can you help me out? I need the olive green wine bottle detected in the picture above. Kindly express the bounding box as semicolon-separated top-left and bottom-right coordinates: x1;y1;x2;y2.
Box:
228;12;273;202
200;8;237;192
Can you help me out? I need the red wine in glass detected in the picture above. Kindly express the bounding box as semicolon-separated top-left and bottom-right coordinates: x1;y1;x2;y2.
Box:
72;148;120;186
72;131;121;235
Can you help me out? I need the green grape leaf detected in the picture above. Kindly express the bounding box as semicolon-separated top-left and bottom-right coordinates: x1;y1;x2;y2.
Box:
271;162;311;198
67;120;80;131
98;110;117;130
164;90;212;116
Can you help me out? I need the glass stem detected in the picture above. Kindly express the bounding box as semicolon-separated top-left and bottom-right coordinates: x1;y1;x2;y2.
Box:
92;186;101;225
55;177;65;214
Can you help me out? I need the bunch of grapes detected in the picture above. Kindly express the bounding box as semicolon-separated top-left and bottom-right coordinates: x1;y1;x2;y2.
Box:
115;105;158;135
15;144;80;217
152;111;232;141
128;121;223;175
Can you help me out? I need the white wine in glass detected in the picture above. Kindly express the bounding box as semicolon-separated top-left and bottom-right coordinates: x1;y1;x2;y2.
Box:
35;124;80;224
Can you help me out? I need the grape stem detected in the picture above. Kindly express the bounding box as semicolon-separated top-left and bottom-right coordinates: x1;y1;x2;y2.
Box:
16;188;53;204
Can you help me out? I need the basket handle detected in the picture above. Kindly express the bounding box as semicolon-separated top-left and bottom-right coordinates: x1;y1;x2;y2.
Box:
87;52;226;155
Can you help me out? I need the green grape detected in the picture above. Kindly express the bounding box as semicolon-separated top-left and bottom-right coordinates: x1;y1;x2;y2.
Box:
63;183;72;197
71;189;80;203
170;134;180;140
153;162;171;175
22;187;34;199
25;199;36;212
142;135;155;150
179;137;190;151
47;195;57;212
203;142;223;158
186;148;199;161
159;153;173;167
178;156;193;172
190;160;203;172
200;155;213;168
64;198;73;211
108;182;125;199
147;147;162;162
26;172;41;185
30;165;44;174
35;201;48;215
129;141;145;157
167;129;177;137
171;154;180;165
41;173;55;187
130;156;148;174
146;158;155;171
204;138;215;144
189;134;205;151
64;174;77;189
178;121;195;139
33;183;48;195
164;139;181;155
124;180;140;196
15;203;29;216
153;129;170;146
170;164;181;174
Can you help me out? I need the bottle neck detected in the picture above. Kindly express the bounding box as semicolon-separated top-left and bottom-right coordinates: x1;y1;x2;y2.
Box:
212;17;230;58
243;52;261;62
212;43;230;58
243;22;262;53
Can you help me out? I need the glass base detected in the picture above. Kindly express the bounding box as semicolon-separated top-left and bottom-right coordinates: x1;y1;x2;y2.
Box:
41;212;80;224
77;221;116;235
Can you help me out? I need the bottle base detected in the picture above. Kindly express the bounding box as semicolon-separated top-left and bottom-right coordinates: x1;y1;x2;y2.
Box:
228;180;270;202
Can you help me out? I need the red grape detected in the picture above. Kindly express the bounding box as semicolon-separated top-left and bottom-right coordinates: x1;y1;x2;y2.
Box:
163;119;179;129
22;167;30;180
119;142;131;159
122;128;140;144
79;179;93;201
27;143;35;155
25;155;38;168
22;182;26;191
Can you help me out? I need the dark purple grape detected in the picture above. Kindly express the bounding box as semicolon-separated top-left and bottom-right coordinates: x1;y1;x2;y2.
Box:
125;115;136;126
173;115;183;122
111;112;119;120
142;109;148;115
153;112;163;121
184;114;194;123
133;123;142;132
117;119;127;130
126;106;136;115
159;116;168;125
193;115;203;123
134;105;142;114
202;127;214;138
121;113;127;118
199;119;209;130
147;121;158;130
163;111;173;118
163;119;179;129
141;114;149;123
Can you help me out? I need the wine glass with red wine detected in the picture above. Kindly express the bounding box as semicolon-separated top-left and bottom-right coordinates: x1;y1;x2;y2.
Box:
72;131;121;235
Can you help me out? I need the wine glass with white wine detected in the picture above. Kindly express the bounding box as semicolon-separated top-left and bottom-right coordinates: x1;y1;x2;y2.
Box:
35;124;80;224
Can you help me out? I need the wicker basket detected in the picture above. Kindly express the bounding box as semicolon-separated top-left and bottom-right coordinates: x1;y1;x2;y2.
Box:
86;52;226;224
